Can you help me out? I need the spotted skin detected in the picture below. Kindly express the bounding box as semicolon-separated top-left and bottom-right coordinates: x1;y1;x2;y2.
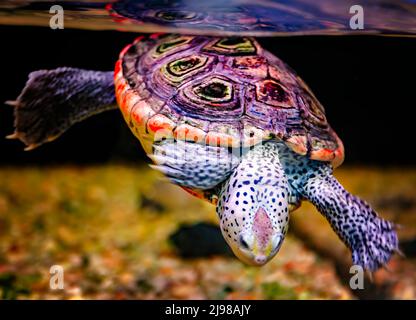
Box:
277;142;399;271
301;166;398;271
7;68;116;150
216;142;289;264
151;139;398;270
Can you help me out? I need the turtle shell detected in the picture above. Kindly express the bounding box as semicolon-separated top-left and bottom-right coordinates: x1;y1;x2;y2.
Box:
115;34;344;167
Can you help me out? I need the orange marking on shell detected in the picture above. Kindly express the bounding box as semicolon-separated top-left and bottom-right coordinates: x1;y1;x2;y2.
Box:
120;91;141;117
114;60;122;78
310;148;336;162
309;133;344;167
146;114;175;139
205;132;239;148
131;100;155;129
116;79;128;99
174;124;206;143
332;148;344;168
285;135;308;155
332;134;345;168
114;72;122;85
115;85;123;106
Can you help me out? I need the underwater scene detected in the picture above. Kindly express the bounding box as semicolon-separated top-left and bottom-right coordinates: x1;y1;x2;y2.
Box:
0;0;415;300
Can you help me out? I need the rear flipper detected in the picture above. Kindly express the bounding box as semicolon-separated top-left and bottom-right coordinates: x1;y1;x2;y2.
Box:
6;67;116;150
301;164;399;271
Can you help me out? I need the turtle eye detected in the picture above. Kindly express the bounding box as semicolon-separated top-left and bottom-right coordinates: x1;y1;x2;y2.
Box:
156;10;197;22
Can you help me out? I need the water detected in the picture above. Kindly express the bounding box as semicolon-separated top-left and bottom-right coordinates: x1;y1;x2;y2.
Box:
0;0;415;36
0;0;415;301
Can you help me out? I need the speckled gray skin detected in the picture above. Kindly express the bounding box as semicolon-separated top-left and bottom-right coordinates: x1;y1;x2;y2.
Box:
7;68;116;149
150;140;240;189
152;139;399;270
278;142;399;271
214;141;290;264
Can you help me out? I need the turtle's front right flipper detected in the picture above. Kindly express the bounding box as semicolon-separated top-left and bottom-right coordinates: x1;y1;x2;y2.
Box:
300;163;399;271
6;67;116;150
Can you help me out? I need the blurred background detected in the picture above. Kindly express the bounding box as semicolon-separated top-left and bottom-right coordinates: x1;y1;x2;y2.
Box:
0;26;415;299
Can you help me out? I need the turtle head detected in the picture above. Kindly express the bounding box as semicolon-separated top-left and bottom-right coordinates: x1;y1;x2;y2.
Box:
228;206;287;266
217;144;290;266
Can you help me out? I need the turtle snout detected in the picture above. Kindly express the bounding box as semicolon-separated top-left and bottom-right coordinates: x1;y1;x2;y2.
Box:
254;255;267;265
250;233;285;266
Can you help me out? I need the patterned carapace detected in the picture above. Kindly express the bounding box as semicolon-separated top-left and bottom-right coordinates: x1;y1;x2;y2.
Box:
115;34;344;166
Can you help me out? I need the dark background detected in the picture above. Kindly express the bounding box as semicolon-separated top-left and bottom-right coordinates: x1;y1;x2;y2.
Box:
0;26;415;166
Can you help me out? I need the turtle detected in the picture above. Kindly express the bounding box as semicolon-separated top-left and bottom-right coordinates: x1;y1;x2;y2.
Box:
6;32;399;272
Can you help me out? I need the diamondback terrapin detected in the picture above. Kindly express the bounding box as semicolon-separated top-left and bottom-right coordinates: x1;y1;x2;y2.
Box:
7;32;399;271
5;0;406;270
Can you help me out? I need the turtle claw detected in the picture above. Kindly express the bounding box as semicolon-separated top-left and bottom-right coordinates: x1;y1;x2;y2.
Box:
395;248;406;258
6;132;19;140
6;132;39;151
47;134;60;143
351;222;398;272
366;270;374;282
5;100;18;107
24;144;39;151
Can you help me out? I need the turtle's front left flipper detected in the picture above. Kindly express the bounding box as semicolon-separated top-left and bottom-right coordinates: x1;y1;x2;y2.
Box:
300;164;399;271
6;67;116;150
149;139;240;190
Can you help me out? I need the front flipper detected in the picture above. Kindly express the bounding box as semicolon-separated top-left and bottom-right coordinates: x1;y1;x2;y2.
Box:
149;140;240;190
301;164;399;271
6;67;116;150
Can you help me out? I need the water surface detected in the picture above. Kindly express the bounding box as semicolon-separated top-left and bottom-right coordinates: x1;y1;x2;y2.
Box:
0;0;415;36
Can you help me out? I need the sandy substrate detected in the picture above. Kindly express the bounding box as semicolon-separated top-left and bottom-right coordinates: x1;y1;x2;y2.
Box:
0;165;414;299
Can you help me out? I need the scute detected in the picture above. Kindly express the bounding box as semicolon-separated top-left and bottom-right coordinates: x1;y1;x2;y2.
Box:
254;79;293;108
116;34;344;167
202;37;259;56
